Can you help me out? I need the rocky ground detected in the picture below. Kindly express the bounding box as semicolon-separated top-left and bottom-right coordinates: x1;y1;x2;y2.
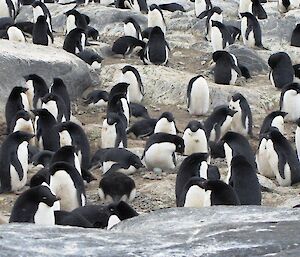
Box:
1;0;300;223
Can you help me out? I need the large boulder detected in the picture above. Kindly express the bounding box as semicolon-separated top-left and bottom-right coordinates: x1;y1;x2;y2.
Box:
0;40;99;112
1;207;300;256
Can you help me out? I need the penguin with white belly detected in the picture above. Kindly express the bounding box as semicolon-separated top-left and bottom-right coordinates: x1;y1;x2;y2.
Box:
280;82;300;121
266;128;300;186
64;9;87;35
9;184;59;224
0;0;16;19
142;133;184;173
259;111;287;137
121;65;144;103
42;93;69;122
101;112;127;148
194;0;212;18
49;162;86;212
229;93;253;137
256;136;275;178
123;17;142;40
124;0;148;13
204;7;223;41
296;118;300;161
183;120;208;156
0;131;34;193
32;1;52;32
154;112;178;135
211;21;233;52
187;75;210;116
7;26;26;42
24;74;48;110
204;105;237;142
148;4;166;35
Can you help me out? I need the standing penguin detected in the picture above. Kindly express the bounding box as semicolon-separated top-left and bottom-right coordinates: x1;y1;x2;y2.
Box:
142;26;170;65
101;112;127;148
204;7;223;41
50;78;71;119
268;52;294;89
278;0;300;13
248;0;267;19
212;51;241;85
24;74;48;110
9;184;59;224
5;86;30;133
124;0;148;13
175;152;209;206
229;93;253;137
123;17;142;40
32;109;60;152
204;105;237;142
32;15;53;46
55;121;93;182
211;21;233;52
266;128;300;186
183;120;208;156
49;162;86;212
240;12;266;49
194;0;212;18
98;163;136;203
0;0;15;18
229;155;261;205
63;28;86;54
64;9;88;35
121;65;144;103
142;132;184;173
7;26;26;42
239;0;251;16
41;93;69;122
0;131;34;193
256;136;275;178
291;24;300;47
10;110;34;141
148;4;166;35
280;82;300;121
32;1;52;32
83;90;109;107
154;112;178;135
259;111;287;137
187;75;210;116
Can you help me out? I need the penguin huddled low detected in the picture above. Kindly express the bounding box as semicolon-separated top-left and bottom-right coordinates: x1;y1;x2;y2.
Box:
83;90;108;107
280;82;300;121
9;184;59;224
142;132;184;173
154;112;178;135
129;103;150;119
126;118;157;138
112;36;145;57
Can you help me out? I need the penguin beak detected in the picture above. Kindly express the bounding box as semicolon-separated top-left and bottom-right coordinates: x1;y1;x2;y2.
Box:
55;196;61;201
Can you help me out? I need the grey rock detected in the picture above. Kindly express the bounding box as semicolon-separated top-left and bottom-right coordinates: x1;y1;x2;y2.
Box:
1;207;300;256
228;44;269;75
0;40;99;111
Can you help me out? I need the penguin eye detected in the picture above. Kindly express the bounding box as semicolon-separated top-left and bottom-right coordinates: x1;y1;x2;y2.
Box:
42;196;47;200
110;207;115;212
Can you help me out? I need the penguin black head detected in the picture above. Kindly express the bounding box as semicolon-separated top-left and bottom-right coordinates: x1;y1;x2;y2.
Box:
32;1;43;7
129;155;144;169
159;112;175;122
123;17;136;24
149;4;160;11
149;26;164;38
211;20;222;27
36;15;47;24
29;184;59;207
12;131;35;143
186;120;203;132
32;150;54;167
185;152;209;164
121;65;135;74
52;78;65;87
231;93;245;103
42;93;58;103
24;74;45;83
297;118;300;127
9;87;28;99
14;109;31;121
268;52;291;69
31;108;52;118
173;135;185;154
109;83;130;99
64;9;81;17
214;105;237;117
55;121;70;132
220;131;242;144
107;201;138;220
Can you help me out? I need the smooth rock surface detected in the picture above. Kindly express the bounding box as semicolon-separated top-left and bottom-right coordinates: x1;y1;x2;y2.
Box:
1;207;300;256
0;40;99;111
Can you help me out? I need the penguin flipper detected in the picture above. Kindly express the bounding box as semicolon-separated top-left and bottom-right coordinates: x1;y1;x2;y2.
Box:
245;25;254;41
11;152;24;181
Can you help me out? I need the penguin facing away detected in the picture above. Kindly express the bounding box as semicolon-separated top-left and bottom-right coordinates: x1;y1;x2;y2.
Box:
142;132;184;172
187;75;210;116
63;28;86;54
24;74;48;110
279;82;300;121
296;118;300;161
32;15;53;46
0;131;34;193
183;120;208;156
142;26;170;65
98;163;136;203
212;51;241;85
278;0;300;13
49;161;86;212
229;93;253;137
77;50;103;69
291;24;300;47
9;184;59;224
248;0;267;20
268;52;294;89
229;155;261;205
204;105;237;142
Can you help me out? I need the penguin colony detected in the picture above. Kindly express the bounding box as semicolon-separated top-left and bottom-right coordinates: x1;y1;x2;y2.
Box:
0;0;300;230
